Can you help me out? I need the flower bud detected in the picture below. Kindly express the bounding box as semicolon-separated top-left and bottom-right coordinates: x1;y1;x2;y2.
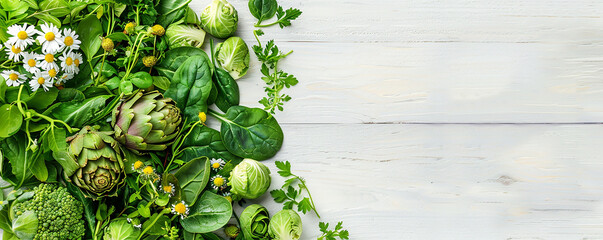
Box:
151;24;165;36
142;56;157;67
102;38;114;51
224;224;240;238
124;22;136;35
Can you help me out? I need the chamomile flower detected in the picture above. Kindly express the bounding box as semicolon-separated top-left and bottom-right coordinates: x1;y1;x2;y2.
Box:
1;70;25;87
61;28;81;51
210;158;225;171
44;67;59;81
132;160;144;171
4;43;23;62
21;52;40;73
171;201;189;219
29;71;53;92
59;51;78;74
162;183;175;196
73;52;83;68
210;175;227;190
36;23;64;53
6;23;37;49
36;51;59;70
223;192;232;203
57;72;73;85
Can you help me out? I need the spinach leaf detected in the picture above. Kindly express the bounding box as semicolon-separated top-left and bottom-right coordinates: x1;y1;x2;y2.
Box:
164;55;212;123
24;87;58;110
0;104;22;138
180;191;231;233
213;68;240;112
156;47;211;79
210;106;283;160
156;0;191;27
248;0;278;22
174;157;210;205
180;125;242;163
0;133;36;188
51;95;110;128
77;15;102;61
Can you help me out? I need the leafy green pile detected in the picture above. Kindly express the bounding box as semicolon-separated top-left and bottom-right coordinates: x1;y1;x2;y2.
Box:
0;0;349;239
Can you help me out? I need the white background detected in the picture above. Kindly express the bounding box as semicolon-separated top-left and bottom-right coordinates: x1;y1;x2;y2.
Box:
190;0;603;239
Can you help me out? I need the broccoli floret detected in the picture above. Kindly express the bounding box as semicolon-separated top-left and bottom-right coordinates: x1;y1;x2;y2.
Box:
12;184;86;240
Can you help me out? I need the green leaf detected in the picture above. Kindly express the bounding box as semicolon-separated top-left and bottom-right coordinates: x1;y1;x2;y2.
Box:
39;0;70;17
142;214;170;236
164;55;213;123
156;47;210;80
213;106;284;160
0;76;6;104
180;191;232;233
180;126;241;164
270;189;287;203
0;204;12;233
275;161;291;177
103;219;140;240
77;15;103;61
248;0;278;22
152;76;170;91
129;71;153;89
0;133;35;188
0;104;22;138
213;68;240;112
11;210;38;240
29;151;47;182
51;95;110;127
106;32;128;42
25;88;58;110
174;157;210;205
156;0;191;27
138;203;151;218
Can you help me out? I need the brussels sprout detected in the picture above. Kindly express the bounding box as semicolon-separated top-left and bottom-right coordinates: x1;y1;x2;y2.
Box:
228;159;271;199
268;209;302;240
215;37;250;79
165;24;206;48
103;219;141;240
240;204;270;240
200;0;238;38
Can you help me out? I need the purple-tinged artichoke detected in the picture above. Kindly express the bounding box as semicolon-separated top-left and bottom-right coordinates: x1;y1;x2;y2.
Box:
112;91;182;153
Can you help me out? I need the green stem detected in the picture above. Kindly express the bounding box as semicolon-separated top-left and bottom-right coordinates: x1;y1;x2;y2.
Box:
297;176;320;218
255;21;279;28
165;122;200;172
136;212;166;240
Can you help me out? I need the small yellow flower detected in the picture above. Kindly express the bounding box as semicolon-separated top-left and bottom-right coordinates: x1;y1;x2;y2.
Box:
198;112;207;123
162;183;175;196
132;160;144;171
171;201;189;219
211;175;226;190
143;166;154;175
210;158;225;171
223;192;232;203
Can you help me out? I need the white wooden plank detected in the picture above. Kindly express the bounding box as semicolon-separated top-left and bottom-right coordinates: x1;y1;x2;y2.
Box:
244;124;603;239
189;0;603;123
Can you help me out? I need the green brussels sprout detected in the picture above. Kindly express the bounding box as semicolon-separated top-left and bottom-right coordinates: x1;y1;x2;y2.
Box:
228;159;271;199
240;204;270;240
215;37;250;79
200;0;238;38
103;219;141;240
268;209;302;240
165;24;206;48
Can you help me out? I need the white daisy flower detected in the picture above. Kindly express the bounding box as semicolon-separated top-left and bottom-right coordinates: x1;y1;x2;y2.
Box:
171;201;189;219
210;175;227;190
57;72;73;85
36;23;63;54
29;71;53;92
6;23;37;49
73;52;83;68
59;51;78;74
210;158;226;171
4;43;23;62
36;51;59;70
1;70;26;87
21;52;40;73
61;28;81;51
162;183;175;196
44;67;59;81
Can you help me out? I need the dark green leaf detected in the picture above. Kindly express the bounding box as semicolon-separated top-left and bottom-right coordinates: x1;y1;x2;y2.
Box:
270;189;287;203
51;95;110;127
77;15;103;61
180;191;232;233
180;125;241;164
213;68;239;112
174;157;210;205
142;214;170;235
156;47;210;80
164;55;213;123
129;71;153;89
156;0;191;27
248;0;277;22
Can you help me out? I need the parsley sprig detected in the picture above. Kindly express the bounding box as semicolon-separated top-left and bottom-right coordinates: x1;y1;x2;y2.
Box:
252;30;299;114
255;6;302;28
318;222;350;240
270;161;320;217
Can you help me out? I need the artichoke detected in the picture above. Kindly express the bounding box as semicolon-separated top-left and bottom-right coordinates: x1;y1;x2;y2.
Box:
112;91;182;152
65;126;125;198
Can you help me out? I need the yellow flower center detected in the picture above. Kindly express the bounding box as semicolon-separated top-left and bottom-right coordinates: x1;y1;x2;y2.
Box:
37;77;45;85
174;203;187;214
9;73;18;80
133;161;144;170
17;31;27;40
212;162;221;169
65;57;73;66
198;112;207;123
163;185;173;193
48;69;57;77
45;32;55;41
74;58;80;66
213;177;225;187
64;36;73;46
143;166;154;175
45;54;54;63
224;196;232;203
11;45;21;54
27;59;36;67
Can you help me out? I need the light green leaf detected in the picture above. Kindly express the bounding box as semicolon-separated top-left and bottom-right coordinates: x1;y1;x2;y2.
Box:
51;95;110;128
77;15;102;61
12;210;38;240
0;104;22;138
174;157;210;205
